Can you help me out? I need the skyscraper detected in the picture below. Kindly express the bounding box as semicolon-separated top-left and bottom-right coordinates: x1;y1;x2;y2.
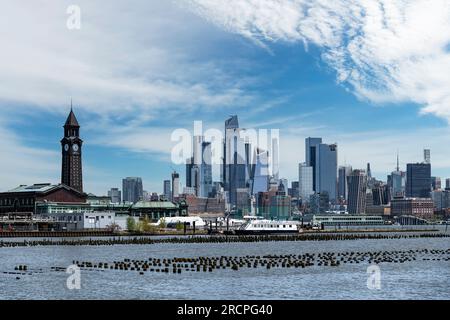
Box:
108;188;121;203
424;149;431;164
317;143;338;200
61;107;83;193
431;177;441;191
305;137;322;191
338;165;352;201
163;180;171;200
390;152;406;198
122;177;143;203
299;162;314;202
305;138;338;200
223;116;247;208
199;141;213;197
252;148;269;195
171;172;180;200
347;169;367;214
406;163;431;198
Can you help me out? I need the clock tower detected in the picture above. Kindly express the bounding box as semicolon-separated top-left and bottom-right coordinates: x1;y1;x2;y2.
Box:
61;106;83;193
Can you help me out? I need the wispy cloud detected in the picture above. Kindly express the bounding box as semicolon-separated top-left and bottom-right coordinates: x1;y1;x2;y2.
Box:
0;1;254;117
181;0;450;121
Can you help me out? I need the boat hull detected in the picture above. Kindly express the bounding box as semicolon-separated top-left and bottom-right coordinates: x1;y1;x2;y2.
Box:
234;230;299;235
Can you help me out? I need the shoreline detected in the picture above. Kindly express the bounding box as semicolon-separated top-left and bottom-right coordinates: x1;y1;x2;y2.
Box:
0;228;442;238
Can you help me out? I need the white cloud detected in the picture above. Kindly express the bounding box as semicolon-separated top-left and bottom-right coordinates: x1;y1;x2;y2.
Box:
0;0;253;116
278;126;450;184
182;0;450;121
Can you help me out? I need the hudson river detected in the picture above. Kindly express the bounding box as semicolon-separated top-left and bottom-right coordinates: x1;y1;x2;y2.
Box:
1;231;449;300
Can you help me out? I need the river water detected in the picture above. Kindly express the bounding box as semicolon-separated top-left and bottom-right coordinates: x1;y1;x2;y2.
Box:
0;231;449;300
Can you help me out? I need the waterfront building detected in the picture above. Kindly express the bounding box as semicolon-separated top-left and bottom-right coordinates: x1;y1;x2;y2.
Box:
406;163;431;198
122;177;143;203
390;198;434;220
87;194;111;205
38;210;129;231
129;200;188;220
61;107;84;193
338;165;352;202
347;169;367;214
299;162;314;203
181;194;226;215
312;214;385;226
0;183;87;215
108;188;121;204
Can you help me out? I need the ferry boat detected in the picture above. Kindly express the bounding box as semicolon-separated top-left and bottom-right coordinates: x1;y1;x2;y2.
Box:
234;219;300;235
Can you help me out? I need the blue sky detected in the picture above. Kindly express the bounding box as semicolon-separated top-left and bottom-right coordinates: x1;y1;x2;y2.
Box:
1;0;450;194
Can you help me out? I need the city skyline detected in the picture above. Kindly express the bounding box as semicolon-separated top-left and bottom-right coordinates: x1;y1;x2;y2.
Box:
0;108;441;199
1;1;450;195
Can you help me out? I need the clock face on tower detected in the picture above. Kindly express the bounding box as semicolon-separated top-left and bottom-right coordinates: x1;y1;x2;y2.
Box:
64;144;69;151
73;144;79;152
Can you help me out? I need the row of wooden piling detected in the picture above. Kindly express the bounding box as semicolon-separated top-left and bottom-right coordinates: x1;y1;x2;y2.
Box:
0;232;449;248
66;248;450;275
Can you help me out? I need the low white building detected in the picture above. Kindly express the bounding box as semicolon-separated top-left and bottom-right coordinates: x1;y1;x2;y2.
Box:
38;211;129;231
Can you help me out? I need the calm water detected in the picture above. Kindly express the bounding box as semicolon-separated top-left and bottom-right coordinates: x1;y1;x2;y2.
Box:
0;234;449;300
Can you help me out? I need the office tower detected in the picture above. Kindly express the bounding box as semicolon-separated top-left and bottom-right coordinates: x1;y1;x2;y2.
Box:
309;192;330;214
299;162;314;202
305;137;322;191
223;116;247;208
338;166;352;201
187;135;213;198
271;137;280;181
305;138;338;200
122;177;143;203
372;184;390;205
390;152;406;198
317;143;338;200
171;172;180;200
290;181;299;198
163;180;171;200
186;156;193;188
431;177;441;191
61;107;83;193
252;148;269;195
199;141;213;197
446;178;450;191
108;188;121;204
424;149;431;164
347;169;367;214
406;163;431;198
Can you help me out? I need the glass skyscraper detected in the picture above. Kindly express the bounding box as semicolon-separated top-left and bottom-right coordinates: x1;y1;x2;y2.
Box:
406;163;431;198
305;138;338;201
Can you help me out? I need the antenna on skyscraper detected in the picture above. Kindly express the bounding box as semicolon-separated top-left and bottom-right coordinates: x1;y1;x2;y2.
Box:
396;149;400;172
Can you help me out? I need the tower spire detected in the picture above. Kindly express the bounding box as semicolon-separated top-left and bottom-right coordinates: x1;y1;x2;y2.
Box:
396;149;400;172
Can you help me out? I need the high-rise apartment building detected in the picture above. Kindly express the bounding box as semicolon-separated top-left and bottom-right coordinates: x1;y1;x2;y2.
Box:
299;162;314;202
